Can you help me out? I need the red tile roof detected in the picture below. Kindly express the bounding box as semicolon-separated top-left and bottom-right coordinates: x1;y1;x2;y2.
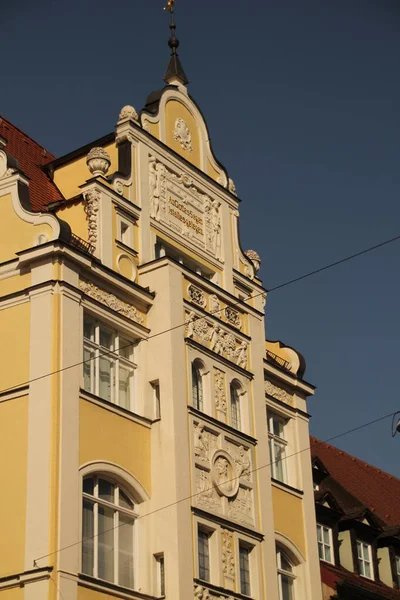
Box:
321;562;400;599
0;117;63;212
311;437;400;526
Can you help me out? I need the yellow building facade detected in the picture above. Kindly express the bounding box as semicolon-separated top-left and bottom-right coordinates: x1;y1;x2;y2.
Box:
0;24;321;600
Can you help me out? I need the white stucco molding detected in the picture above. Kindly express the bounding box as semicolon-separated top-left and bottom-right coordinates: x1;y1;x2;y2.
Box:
79;461;150;503
275;531;305;565
0;172;62;240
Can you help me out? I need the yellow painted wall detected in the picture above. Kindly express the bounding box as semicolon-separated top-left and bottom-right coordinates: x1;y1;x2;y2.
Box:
207;158;221;183
165;100;201;169
0;303;30;391
78;585;119;600
146;121;160;140
272;486;306;556
54;143;118;200
0;395;28;575
80;399;151;493
56;201;88;241
0;194;53;262
0;272;31;297
0;588;24;600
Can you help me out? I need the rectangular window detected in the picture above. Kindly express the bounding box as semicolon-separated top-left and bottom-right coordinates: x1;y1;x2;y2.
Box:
118;218;134;248
317;524;333;563
396;555;400;588
198;528;210;582
268;412;288;483
239;544;251;596
357;540;373;579
83;314;135;410
155;554;165;596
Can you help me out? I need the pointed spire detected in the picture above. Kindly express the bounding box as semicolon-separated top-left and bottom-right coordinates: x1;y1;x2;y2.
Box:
163;0;189;86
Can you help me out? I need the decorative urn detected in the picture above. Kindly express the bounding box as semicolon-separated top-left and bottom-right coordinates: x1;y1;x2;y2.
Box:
86;147;111;177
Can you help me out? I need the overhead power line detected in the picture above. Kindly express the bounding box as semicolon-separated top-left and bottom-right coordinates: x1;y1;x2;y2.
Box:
33;409;396;565
1;232;399;398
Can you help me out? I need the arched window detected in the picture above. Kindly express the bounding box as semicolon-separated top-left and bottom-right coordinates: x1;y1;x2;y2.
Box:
276;548;296;600
82;475;137;589
230;380;241;430
192;361;204;411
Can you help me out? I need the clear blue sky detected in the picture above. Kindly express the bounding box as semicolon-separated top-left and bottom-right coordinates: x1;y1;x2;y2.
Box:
2;0;400;475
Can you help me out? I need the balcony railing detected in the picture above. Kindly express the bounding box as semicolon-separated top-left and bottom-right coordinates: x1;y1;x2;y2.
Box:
70;234;95;254
266;349;291;371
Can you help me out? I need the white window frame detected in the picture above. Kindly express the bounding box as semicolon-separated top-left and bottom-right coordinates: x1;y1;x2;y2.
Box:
198;526;212;582
277;548;296;600
83;314;137;410
238;541;252;597
317;524;334;564
395;555;400;588
268;412;288;484
356;540;374;580
82;475;138;588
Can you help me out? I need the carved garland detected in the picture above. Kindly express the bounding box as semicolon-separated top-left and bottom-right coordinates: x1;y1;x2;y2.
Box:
221;529;235;580
83;189;100;249
79;280;144;325
265;380;293;405
214;368;227;414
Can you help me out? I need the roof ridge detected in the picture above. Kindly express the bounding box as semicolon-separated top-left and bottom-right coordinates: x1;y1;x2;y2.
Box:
311;436;400;484
0;116;56;160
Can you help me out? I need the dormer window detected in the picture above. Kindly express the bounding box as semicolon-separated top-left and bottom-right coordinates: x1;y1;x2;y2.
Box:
356;540;373;579
317;524;333;564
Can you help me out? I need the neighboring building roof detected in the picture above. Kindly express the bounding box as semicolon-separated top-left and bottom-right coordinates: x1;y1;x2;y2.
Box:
0;117;63;212
321;562;400;600
311;437;400;526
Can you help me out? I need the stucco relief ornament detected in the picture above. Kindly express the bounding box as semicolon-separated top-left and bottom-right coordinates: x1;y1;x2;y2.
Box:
223;333;236;360
173;118;193;152
194;585;210;600
185;311;196;338
86;147;111;177
0;150;15;179
209;324;225;356
209;294;221;316
265;381;292;404
188;284;206;308
211;450;239;498
214;368;227;414
118;105;139;122
194;317;209;341
235;341;248;369
79;280;144;325
225;307;241;329
221;529;235;579
193;422;208;460
245;249;261;274
83;189;100;248
228;178;237;196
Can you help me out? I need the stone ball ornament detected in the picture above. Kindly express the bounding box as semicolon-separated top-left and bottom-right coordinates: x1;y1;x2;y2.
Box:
211;450;239;498
118;105;139;122
86;147;111;177
245;249;261;273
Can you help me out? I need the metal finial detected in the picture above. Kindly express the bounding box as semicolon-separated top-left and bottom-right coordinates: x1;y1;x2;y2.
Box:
163;0;188;86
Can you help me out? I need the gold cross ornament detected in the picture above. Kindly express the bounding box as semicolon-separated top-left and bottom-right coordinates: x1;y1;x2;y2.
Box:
164;0;175;11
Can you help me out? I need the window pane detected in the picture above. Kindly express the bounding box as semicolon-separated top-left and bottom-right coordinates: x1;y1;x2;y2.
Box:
119;488;134;510
82;500;94;576
318;542;324;560
118;514;134;589
192;364;203;411
325;544;332;563
98;505;114;582
100;326;113;350
84;316;95;341
317;525;322;543
323;527;330;545
239;545;251;596
198;530;210;581
231;386;240;430
83;476;95;496
119;366;131;410
98;479;114;503
99;357;115;402
281;575;294;600
274;441;286;482
159;556;165;596
119;338;132;360
280;554;293;573
83;345;95;394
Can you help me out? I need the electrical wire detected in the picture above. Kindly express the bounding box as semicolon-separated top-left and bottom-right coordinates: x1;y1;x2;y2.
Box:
33;408;396;565
2;232;400;398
